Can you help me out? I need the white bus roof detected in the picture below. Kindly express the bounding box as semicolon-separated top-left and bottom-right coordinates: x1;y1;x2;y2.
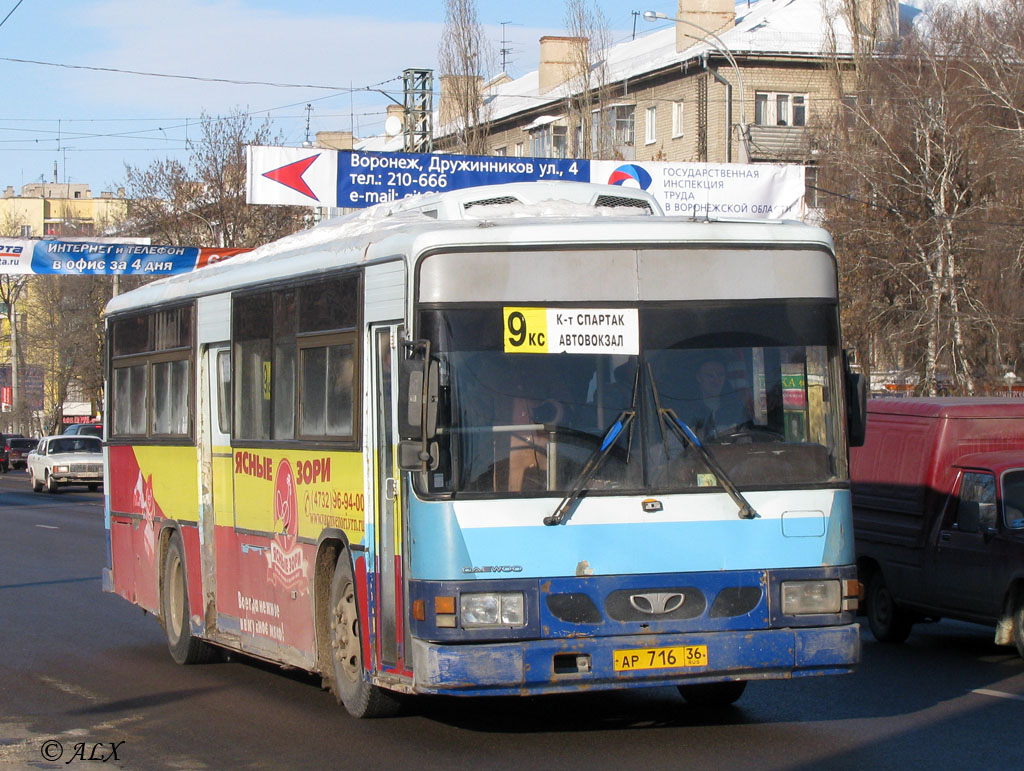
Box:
106;182;833;316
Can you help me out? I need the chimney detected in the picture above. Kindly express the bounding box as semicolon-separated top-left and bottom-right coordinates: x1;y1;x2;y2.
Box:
439;74;484;128
851;0;899;45
538;36;588;96
315;131;354;150
674;0;735;53
3;186;13;198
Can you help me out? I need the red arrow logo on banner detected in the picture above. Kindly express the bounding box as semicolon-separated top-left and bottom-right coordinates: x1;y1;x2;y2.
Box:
262;154;320;201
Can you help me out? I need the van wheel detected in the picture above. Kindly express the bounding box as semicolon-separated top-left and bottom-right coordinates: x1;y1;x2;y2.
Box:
328;553;401;718
867;571;913;643
162;533;218;665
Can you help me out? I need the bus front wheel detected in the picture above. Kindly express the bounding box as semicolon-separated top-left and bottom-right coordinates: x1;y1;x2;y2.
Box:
328;554;401;718
678;680;747;706
161;533;218;665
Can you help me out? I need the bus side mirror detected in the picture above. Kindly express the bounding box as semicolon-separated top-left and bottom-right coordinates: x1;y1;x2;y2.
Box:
398;341;438;440
398;339;439;472
844;352;867;448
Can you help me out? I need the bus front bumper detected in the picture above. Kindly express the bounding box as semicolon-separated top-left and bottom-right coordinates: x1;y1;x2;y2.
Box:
408;624;860;697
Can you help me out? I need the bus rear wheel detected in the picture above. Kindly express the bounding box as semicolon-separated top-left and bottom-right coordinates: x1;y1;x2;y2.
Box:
677;680;747;706
328;554;401;718
162;533;218;665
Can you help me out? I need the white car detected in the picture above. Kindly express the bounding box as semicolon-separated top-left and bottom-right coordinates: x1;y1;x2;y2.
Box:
28;435;104;494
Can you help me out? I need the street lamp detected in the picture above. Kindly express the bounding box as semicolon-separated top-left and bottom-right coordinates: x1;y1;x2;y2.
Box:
642;9;747;162
1004;371;1018;396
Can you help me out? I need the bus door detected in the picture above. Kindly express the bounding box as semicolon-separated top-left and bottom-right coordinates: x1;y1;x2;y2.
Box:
371;324;409;673
199;343;235;626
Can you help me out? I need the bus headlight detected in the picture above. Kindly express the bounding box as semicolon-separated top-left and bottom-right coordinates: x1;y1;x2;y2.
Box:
460;592;525;627
781;580;841;615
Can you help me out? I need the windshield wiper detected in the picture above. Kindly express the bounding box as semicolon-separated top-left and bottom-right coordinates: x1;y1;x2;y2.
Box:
648;364;759;520
544;365;640;526
543;409;635;526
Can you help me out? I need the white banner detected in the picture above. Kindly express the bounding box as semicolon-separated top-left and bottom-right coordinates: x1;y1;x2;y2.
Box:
589;160;805;220
246;146;338;206
246;146;805;219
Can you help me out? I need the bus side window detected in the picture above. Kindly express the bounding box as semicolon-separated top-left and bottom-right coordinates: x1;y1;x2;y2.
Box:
217;350;231;435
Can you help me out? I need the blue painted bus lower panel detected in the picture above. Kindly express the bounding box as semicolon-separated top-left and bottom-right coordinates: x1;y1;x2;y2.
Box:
409;623;860;697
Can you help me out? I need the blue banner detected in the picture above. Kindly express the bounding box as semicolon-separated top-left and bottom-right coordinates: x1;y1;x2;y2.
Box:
337;150;591;207
0;240;251;275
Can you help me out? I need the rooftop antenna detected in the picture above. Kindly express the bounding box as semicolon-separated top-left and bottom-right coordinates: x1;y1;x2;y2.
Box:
500;21;516;72
302;103;313;148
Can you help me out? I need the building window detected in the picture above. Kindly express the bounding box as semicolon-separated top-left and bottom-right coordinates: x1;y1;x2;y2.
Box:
755;92;808;127
494;146;507;156
592;105;635;153
530;124;568;158
805;166;820;209
672;100;685;138
514;142;524;157
645;106;657;144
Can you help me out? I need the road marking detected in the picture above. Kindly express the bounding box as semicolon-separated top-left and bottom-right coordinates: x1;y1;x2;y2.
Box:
972;688;1024;702
35;524;58;529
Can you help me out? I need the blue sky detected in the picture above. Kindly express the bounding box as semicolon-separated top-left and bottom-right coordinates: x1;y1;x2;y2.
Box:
0;0;644;194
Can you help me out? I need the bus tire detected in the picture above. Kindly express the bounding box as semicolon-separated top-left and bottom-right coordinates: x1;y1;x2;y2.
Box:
162;533;218;665
867;571;913;643
678;680;747;706
328;554;401;718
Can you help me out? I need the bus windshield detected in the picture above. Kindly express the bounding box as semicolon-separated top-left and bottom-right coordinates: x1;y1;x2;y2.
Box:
419;300;846;497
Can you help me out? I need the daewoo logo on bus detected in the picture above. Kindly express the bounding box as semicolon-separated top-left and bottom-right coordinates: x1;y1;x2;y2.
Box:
462;565;523;574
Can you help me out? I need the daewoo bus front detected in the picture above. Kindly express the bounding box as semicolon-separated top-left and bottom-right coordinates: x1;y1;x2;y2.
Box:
398;233;861;705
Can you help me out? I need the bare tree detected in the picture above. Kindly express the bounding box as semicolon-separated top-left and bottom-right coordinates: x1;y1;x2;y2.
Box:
816;4;1024;395
125;110;309;248
563;0;613;159
438;0;494;155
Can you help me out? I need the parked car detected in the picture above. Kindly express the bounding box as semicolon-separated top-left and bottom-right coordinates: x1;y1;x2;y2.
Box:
0;432;25;472
63;422;103;438
28;435;104;493
851;397;1024;657
5;437;38;470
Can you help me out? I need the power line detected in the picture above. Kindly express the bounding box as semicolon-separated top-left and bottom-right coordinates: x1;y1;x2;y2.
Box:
0;0;27;31
0;55;401;92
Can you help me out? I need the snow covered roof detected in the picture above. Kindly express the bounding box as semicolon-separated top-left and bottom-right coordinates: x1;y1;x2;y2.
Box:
354;0;971;152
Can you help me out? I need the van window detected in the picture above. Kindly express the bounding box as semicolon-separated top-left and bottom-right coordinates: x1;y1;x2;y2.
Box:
955;472;997;533
1002;469;1024;529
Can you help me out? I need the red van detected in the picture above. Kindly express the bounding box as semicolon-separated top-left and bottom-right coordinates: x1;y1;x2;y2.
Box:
851;398;1024;656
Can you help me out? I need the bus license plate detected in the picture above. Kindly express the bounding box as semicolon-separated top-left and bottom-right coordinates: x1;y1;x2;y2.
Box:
613;645;709;671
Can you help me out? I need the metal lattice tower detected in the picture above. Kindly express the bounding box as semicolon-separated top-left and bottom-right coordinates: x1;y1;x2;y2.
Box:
403;69;434;153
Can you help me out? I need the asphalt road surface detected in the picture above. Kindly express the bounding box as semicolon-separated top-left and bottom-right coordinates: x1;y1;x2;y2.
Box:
2;468;1023;770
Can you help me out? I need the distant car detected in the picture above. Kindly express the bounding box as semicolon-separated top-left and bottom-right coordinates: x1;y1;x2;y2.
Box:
28;435;104;494
0;432;25;472
5;437;38;470
63;422;103;438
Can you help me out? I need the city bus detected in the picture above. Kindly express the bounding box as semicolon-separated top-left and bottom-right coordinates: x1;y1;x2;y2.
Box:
102;181;864;718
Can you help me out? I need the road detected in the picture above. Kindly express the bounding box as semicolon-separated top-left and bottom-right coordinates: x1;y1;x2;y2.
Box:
2;468;1023;770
